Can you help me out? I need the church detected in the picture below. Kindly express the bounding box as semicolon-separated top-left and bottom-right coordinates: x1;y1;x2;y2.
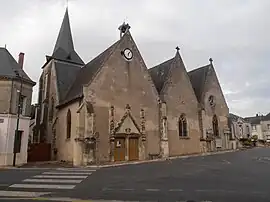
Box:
35;9;232;166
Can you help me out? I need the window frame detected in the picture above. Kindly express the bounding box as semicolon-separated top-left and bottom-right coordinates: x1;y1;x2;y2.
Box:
178;114;188;138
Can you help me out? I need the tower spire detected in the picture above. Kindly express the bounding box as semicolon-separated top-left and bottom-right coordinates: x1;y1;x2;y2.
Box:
53;8;74;54
51;8;84;65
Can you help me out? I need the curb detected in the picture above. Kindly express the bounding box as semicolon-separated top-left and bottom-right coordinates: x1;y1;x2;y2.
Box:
86;149;243;169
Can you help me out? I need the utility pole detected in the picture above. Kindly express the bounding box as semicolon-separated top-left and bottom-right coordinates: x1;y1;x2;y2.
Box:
13;70;23;166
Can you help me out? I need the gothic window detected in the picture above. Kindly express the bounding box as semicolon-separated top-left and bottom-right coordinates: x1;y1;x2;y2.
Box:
178;114;188;137
208;95;215;107
66;109;71;139
44;73;49;98
49;98;54;122
212;115;219;137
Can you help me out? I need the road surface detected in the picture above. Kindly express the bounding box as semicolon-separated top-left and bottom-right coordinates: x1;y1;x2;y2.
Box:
1;147;270;202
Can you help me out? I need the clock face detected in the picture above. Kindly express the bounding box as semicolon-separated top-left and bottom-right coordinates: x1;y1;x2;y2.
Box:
123;48;133;60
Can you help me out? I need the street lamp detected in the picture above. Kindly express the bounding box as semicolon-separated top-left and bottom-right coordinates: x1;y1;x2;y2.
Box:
13;70;23;166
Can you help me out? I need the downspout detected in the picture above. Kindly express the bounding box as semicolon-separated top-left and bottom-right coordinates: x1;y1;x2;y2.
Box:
5;79;14;165
9;80;14;114
4;114;11;166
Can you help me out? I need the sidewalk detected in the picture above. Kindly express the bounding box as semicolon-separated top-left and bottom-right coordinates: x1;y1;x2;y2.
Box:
0;148;248;170
0;161;74;169
87;148;244;169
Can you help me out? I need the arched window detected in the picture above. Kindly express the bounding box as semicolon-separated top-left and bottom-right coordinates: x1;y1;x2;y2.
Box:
49;98;54;122
178;114;188;137
66;109;71;139
212;115;219;137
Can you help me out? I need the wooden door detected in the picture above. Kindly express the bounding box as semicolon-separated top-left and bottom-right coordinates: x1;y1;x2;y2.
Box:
114;138;126;161
129;137;139;161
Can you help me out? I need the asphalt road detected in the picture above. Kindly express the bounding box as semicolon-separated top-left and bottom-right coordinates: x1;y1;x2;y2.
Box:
1;148;270;202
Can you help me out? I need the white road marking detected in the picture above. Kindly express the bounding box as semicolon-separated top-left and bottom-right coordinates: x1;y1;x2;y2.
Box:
42;172;92;175
0;197;139;201
33;175;88;179
23;179;82;183
0;184;10;187
102;187;114;191
9;184;75;189
56;168;96;172
122;188;134;191
0;190;51;197
145;188;160;191
169;189;183;192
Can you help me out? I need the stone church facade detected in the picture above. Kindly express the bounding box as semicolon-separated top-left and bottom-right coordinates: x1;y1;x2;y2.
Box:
35;9;231;166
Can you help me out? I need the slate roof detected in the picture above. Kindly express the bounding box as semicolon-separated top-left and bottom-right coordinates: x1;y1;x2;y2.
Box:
148;53;211;101
229;113;240;122
187;64;210;102
244;116;263;125
148;58;174;93
51;8;84;65
54;60;82;102
58;40;119;106
0;47;35;85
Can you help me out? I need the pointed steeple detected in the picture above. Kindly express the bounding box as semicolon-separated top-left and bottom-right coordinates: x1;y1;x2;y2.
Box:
53;8;74;54
52;8;84;65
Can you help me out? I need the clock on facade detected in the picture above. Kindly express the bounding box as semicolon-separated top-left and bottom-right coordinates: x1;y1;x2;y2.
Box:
122;48;133;60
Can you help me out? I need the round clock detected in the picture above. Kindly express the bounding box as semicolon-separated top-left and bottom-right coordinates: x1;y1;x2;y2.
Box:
123;48;133;60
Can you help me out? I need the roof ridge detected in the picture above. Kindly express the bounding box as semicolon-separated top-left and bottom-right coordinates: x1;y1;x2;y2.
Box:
149;57;174;70
0;48;36;85
58;39;120;106
188;64;210;74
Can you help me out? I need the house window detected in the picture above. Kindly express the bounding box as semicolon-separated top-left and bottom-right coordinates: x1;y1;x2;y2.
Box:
66;109;71;139
14;130;23;153
178;114;188;137
212;115;219;136
267;124;270;130
252;125;256;131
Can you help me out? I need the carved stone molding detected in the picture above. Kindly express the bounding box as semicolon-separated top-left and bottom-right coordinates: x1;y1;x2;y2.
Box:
140;109;146;135
109;105;115;135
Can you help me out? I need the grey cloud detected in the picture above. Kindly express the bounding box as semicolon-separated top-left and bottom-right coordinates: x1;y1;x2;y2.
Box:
0;0;269;117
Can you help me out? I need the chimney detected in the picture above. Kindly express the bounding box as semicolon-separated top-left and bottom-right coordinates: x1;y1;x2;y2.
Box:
18;52;25;69
256;113;258;117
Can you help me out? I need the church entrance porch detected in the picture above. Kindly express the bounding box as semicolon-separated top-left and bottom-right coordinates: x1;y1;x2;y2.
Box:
114;137;126;161
112;134;140;162
129;137;139;161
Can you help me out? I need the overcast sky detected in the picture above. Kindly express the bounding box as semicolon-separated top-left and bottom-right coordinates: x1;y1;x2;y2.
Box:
0;0;269;117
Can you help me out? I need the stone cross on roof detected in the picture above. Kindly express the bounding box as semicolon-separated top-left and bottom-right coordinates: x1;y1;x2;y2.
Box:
118;22;131;38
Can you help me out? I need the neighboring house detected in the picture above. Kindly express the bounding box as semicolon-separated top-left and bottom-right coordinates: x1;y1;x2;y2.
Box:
245;114;264;141
35;9;231;166
245;113;270;142
260;113;270;142
0;49;36;166
228;113;251;149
